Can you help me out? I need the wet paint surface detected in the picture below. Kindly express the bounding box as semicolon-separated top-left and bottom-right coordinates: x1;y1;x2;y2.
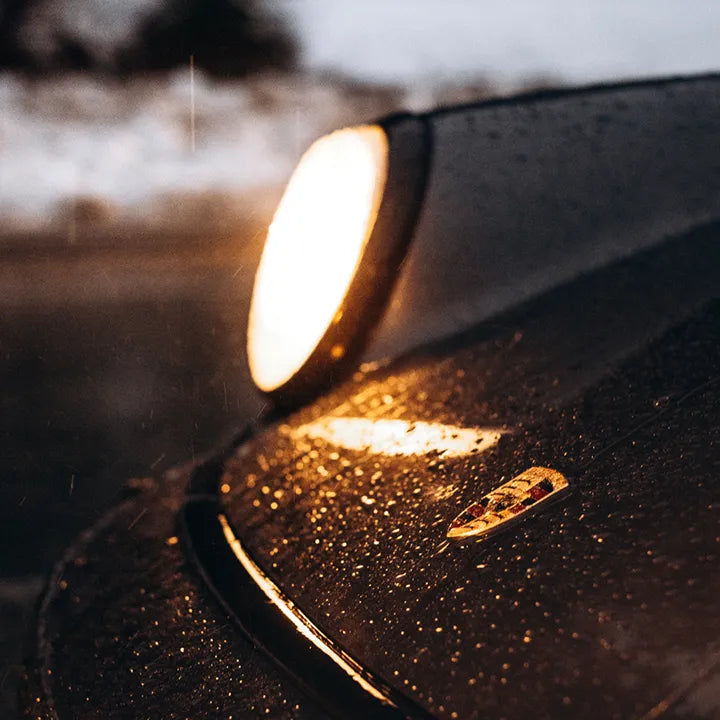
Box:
28;467;332;720
221;236;720;719
32;228;720;719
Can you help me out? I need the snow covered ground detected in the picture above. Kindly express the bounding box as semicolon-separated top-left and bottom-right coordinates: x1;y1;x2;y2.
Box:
2;1;720;235
0;71;353;232
0;72;491;236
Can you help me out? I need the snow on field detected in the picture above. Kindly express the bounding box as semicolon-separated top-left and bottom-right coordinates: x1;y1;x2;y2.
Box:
0;71;490;234
0;71;332;229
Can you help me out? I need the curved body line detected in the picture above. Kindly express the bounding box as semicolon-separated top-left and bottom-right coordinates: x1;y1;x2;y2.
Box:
218;513;393;705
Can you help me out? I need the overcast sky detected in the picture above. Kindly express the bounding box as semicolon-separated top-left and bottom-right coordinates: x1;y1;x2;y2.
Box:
281;0;720;86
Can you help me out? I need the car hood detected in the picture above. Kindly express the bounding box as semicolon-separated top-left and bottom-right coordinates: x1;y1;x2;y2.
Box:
29;229;720;720
221;228;720;720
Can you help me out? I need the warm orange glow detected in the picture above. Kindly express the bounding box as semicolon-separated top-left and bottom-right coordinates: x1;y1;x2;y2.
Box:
288;417;505;458
248;126;389;393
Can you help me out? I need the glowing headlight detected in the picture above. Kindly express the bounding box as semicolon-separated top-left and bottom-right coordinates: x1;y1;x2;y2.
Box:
248;127;388;393
247;114;429;403
247;77;720;404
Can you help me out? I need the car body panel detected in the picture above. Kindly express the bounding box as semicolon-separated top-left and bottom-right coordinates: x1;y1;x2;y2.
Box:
222;228;720;719
26;466;333;720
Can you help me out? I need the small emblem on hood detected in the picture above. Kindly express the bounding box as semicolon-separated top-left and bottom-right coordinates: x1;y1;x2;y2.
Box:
447;467;568;540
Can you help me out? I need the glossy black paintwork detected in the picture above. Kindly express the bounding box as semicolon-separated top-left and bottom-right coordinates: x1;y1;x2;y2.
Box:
364;75;720;363
26;466;333;720
27;225;720;720
24;71;720;717
181;499;433;720
222;227;720;720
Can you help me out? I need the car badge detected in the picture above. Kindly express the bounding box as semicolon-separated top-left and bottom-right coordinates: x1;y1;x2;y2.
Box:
447;466;568;540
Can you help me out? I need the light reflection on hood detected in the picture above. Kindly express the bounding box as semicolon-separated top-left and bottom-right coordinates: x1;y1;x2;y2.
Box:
287;416;505;458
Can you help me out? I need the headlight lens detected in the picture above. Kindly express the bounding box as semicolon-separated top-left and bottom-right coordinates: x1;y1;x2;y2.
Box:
247;125;388;393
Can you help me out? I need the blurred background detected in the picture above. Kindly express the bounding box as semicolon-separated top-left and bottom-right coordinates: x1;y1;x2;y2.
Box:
2;1;720;715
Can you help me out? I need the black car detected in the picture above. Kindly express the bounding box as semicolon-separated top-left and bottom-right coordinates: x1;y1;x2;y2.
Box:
25;74;720;720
